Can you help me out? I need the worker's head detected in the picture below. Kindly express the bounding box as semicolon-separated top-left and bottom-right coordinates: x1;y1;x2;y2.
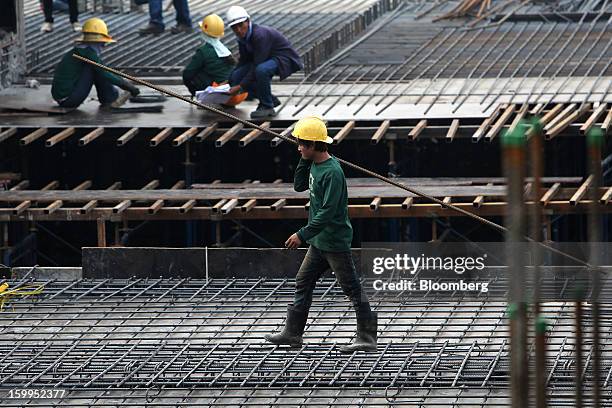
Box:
226;5;250;38
292;116;333;159
199;14;224;38
76;17;115;44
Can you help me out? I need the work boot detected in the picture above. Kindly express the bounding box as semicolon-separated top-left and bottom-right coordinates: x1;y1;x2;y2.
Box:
264;305;308;347
339;311;378;353
251;104;277;119
170;24;193;34
104;91;131;109
139;23;164;35
272;95;281;107
40;22;53;32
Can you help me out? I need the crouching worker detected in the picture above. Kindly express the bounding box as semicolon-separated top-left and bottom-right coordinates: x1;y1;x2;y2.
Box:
51;18;139;109
265;116;378;353
182;14;237;97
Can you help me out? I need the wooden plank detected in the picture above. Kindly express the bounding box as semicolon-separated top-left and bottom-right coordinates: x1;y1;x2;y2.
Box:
473;183;494;207
600;187;612;205
546;103;591;140
408;119;427;141
79;127;104;146
9;180;29;191
117;128;139;146
97;219;106;247
212;199;228;213
333;120;355;144
446;119;459;143
544;103;576;131
196;122;218;142
172;127;198;147
371;120;390;145
601;106;612;133
179;199;197;213
485;104;515;141
239;122;270;147
114;180;159;214
13;201;31;215
570;175;593;205
45;180;92;214
81;182;121;214
271;198;286;211
508;104;529;134
369;197;381;211
221;198;239;214
46;127;75;147
20;128;47;146
0;128;17;144
271;124;295;147
539;103;564;126
540;182;561;206
529;103;545;115
241;199;257;212
472;104;504;142
150;127;173;146
216;123;243;147
580;103;607;134
402;197;413;210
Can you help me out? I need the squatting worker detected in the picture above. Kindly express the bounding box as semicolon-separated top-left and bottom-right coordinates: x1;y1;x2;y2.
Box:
225;5;303;119
265;116;378;353
51;18;140;109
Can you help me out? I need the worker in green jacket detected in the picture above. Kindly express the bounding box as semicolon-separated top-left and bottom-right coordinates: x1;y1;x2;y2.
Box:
182;14;235;96
265;116;378;353
51;18;139;109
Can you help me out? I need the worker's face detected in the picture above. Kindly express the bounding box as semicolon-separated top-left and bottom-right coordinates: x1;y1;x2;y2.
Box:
231;21;249;39
297;141;315;160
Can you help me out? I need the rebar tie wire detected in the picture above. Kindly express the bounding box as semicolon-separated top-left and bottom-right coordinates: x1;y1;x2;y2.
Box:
72;54;593;267
0;282;44;312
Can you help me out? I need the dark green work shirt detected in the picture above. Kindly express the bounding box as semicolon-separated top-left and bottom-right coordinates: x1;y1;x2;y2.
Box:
182;43;234;92
295;156;353;252
51;46;124;101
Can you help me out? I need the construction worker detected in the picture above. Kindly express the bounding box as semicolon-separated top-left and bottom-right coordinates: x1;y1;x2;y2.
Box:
265;116;378;353
182;14;235;96
51;18;140;109
40;0;80;32
139;0;192;34
225;5;302;119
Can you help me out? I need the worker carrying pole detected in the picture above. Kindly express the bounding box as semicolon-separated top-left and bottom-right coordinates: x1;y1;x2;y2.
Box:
265;116;378;353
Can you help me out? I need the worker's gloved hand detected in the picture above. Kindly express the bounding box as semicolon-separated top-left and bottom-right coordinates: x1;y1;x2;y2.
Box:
126;84;140;97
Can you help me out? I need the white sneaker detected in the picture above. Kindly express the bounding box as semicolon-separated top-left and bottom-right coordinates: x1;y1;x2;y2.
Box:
72;22;82;32
40;22;53;32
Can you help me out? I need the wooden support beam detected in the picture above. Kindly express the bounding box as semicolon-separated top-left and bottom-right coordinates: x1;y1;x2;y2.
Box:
20;128;48;145
150;127;172;146
333;120;355;144
13;201;31;215
485;104;514;141
408;119;427;141
9;180;29;191
370;120;390;145
570;175;593;205
539;103;564;126
172;127;198;147
241;199;257;212
216;123;243;147
402;197;413;210
115;180;158;214
446;119;459;143
221;198;239;214
530;103;545;115
442;196;452;206
370;197;381;211
601;106;612;134
0;128;17;144
240;122;270;147
45;180;92;215
46;127;75;147
148;200;165;214
473;183;494;207
271;198;286;211
179;199;197;213
79;127;105;146
473;104;504;142
540;182;561;206
508;104;529;134
304;201;310;211
196;122;218;142
41;181;59;190
544;103;576;131
271;124;295;147
97;219;106;247
580;103;607;134
117;128;139;146
523;182;532;197
546;103;591;140
81;182;121;214
600;187;612;205
212;199;228;213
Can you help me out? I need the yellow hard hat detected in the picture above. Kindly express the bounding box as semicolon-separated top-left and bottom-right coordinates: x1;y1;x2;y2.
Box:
292;116;333;144
199;14;224;38
78;18;115;43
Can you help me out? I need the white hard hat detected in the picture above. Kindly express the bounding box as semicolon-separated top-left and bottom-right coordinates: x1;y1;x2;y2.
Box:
226;5;249;27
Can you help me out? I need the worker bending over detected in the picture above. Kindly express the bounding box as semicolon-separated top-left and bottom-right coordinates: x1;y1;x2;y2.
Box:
51;18;139;109
265;116;378;353
226;6;302;119
182;14;236;96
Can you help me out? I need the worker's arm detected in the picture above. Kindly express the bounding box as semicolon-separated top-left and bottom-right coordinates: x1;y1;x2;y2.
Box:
239;30;273;88
293;158;311;192
182;48;205;83
296;171;343;242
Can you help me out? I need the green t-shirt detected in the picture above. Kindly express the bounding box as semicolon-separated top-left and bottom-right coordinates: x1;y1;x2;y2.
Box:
182;43;234;86
295;156;353;252
51;46;124;101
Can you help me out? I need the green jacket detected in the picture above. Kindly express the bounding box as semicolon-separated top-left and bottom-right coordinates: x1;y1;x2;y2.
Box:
51;46;124;101
295;156;353;252
182;43;234;94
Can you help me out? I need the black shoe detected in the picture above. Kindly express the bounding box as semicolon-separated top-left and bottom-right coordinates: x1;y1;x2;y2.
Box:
139;23;164;35
170;24;193;34
251;104;277;119
339;311;378;353
272;95;281;107
264;305;308;347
